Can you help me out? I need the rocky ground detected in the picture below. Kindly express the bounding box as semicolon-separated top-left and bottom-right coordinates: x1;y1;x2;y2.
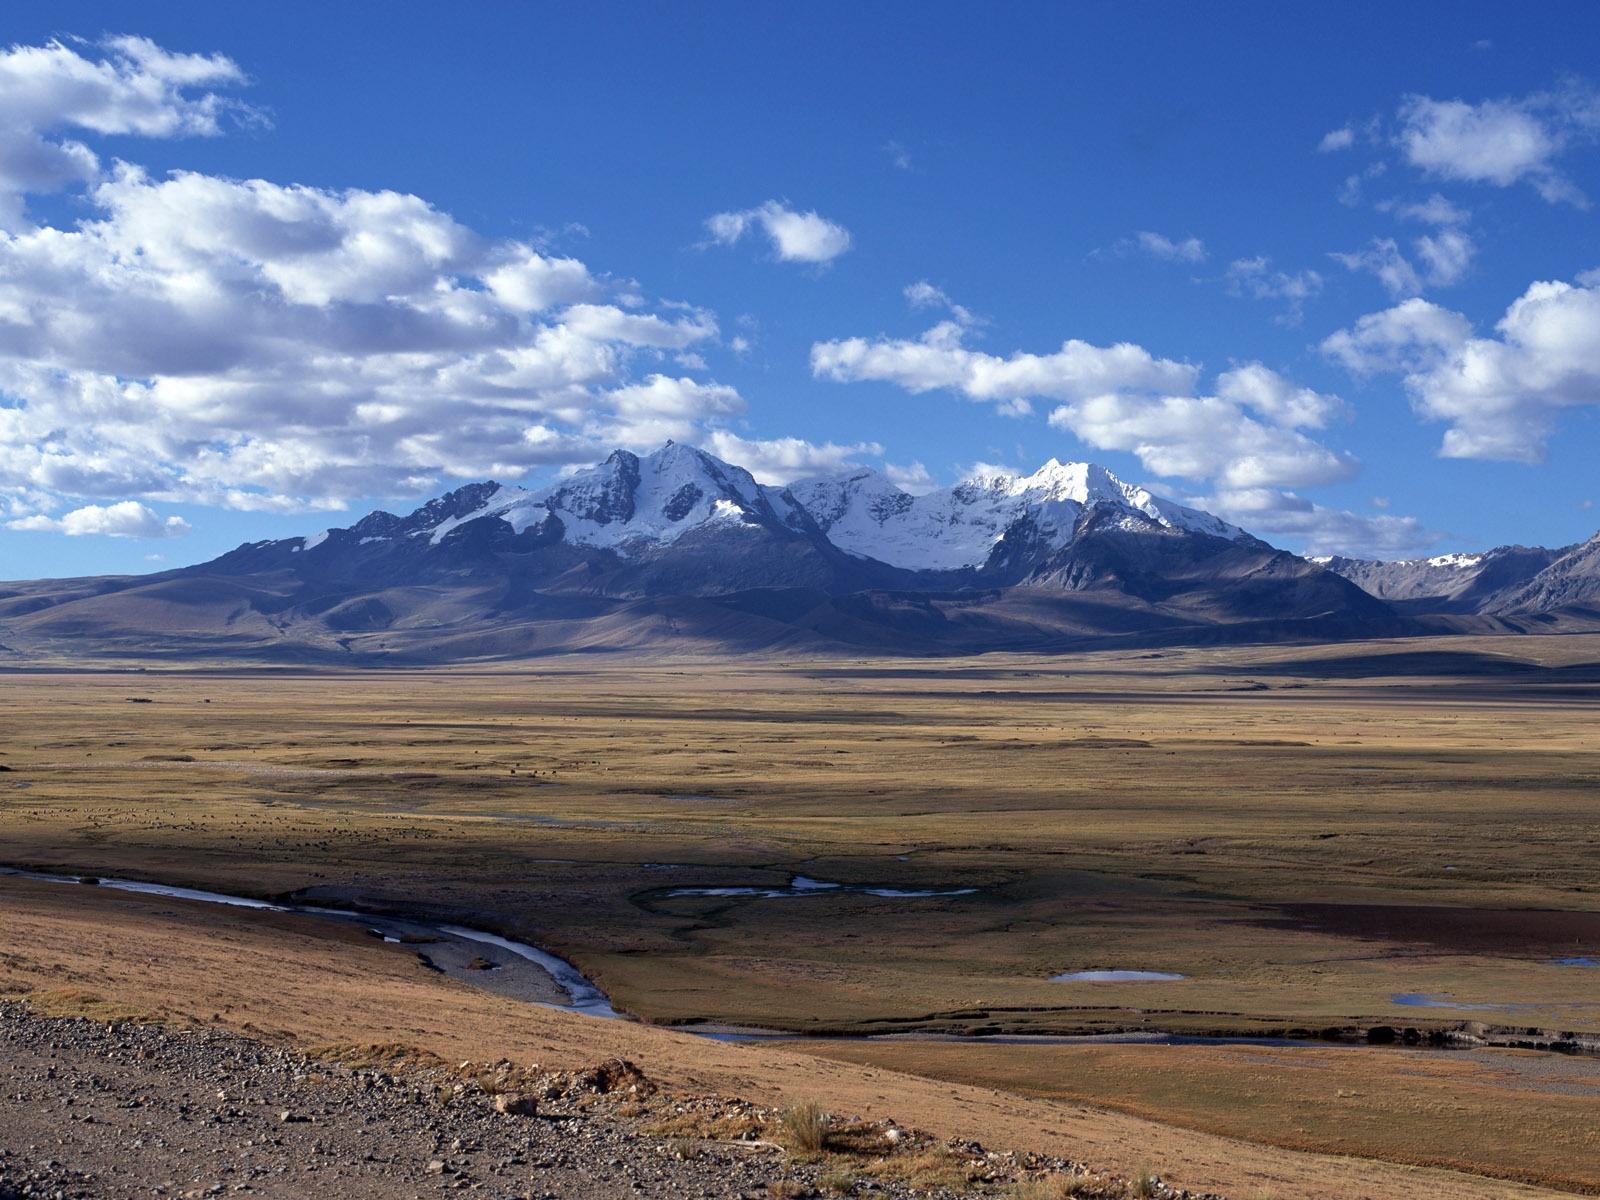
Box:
0;1001;1216;1200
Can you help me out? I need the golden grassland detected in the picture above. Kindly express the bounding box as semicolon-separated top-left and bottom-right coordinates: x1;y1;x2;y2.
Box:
1;633;1599;1192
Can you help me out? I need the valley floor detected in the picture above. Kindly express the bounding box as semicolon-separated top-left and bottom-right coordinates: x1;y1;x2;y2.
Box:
2;638;1599;1196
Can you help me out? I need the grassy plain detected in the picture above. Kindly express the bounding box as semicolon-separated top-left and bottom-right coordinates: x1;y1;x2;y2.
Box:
2;633;1600;1190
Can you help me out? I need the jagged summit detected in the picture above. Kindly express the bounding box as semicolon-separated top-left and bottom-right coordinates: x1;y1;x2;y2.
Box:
281;445;1242;575
786;456;1243;572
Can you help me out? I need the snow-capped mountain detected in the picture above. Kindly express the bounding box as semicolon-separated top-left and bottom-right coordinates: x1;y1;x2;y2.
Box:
418;443;809;554
1316;541;1584;615
785;459;1244;573
283;445;1250;585
0;443;1413;663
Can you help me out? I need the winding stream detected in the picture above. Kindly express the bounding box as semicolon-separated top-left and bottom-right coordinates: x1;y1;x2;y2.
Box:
2;868;619;1019
12;866;1594;1055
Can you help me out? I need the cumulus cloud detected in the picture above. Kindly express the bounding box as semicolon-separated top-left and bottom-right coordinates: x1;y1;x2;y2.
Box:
0;35;254;225
0;36;793;529
812;313;1357;496
1324;278;1600;463
1045;391;1356;492
812;321;1197;421
1396;89;1600;205
700;431;884;484
1214;362;1348;428
1320;297;1474;374
8;499;190;538
1203;487;1436;560
597;375;744;447
705;200;852;264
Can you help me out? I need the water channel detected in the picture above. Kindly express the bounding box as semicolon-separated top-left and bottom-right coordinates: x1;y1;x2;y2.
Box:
9;866;1593;1054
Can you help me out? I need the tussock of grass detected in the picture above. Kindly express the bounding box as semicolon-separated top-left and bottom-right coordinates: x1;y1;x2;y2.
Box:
779;1098;832;1154
872;1144;984;1190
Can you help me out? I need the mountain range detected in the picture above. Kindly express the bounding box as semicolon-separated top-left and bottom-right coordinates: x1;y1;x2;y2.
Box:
1;442;1596;663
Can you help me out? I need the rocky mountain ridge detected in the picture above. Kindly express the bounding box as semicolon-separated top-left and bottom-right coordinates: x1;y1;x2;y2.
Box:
1317;533;1600;616
0;443;1594;663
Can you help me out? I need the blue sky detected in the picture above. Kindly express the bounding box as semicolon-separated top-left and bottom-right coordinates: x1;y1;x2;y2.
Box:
3;1;1600;579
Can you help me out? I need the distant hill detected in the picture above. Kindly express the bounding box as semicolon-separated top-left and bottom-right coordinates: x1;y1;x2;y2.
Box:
6;442;1568;665
1316;533;1600;623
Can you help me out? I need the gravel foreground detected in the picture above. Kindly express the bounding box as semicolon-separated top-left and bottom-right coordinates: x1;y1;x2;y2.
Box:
0;1001;1220;1200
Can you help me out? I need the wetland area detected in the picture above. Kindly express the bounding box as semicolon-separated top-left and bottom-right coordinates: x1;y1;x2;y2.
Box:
3;633;1600;1197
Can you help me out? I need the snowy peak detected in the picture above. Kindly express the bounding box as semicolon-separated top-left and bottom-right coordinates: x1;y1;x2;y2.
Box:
278;445;1254;578
530;442;778;553
786;459;1245;572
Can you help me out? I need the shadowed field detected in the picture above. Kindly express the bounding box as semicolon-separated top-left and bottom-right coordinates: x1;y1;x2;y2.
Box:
2;634;1599;1190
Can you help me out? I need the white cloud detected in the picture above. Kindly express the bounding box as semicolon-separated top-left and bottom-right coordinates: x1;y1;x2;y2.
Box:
1128;231;1206;263
885;140;912;170
705;200;852;264
0;37;761;524
8;499;190;538
1337;161;1387;207
1046;393;1356;491
1325;279;1600;463
1225;256;1323;323
1320;297;1474;373
700;432;883;484
597;375;745;447
814;318;1357;495
0;36;254;225
813;324;1196;412
903;280;978;326
1333;230;1475;299
883;460;936;494
1204;487;1436;560
1392;193;1470;226
1318;126;1355;152
1413;229;1475;286
1332;238;1421;299
1396;90;1600;205
482;246;603;311
1214;363;1347;428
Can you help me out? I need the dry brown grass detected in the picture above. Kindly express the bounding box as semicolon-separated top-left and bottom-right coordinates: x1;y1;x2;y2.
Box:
793;1037;1600;1194
1;643;1598;1198
3;647;1599;1038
